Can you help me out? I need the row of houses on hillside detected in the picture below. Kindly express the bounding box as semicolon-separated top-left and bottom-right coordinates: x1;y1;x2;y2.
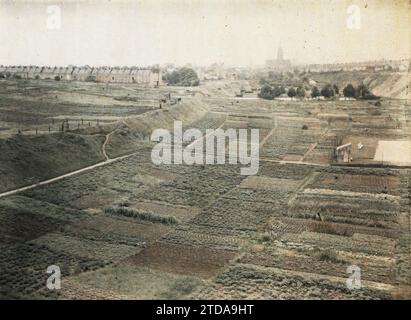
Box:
0;65;162;86
303;59;410;73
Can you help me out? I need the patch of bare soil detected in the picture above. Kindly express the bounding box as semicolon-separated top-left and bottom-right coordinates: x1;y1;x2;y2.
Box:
126;241;236;278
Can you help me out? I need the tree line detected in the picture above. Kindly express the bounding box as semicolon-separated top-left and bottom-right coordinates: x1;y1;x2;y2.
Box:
258;83;378;100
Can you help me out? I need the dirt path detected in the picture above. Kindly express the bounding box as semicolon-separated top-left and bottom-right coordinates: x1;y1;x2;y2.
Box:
102;134;111;161
102;119;129;161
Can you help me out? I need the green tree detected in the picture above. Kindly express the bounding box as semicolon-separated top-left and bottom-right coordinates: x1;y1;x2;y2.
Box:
296;86;306;98
321;84;334;98
273;86;285;97
165;67;199;87
258;85;275;100
343;84;356;98
311;86;320;98
287;87;297;97
356;83;370;98
356;83;379;100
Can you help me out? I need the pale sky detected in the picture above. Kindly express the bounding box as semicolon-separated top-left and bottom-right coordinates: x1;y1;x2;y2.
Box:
0;0;409;67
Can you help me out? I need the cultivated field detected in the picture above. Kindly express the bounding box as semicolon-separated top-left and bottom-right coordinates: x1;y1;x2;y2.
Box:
0;79;409;299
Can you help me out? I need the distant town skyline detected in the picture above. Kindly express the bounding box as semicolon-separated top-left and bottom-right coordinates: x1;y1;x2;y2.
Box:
0;0;409;67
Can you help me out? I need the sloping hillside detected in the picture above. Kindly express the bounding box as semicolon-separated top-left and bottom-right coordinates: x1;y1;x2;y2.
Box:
0;133;105;193
310;71;410;99
105;98;210;157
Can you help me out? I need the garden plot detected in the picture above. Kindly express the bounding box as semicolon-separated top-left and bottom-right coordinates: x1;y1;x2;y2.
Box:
191;264;392;300
342;136;380;161
64;214;170;247
288;194;400;228
191;198;275;233
66;263;203;299
161;223;244;251
0;195;85;244
20;150;168;210
126;242;235;279
239;176;301;192
137;164;245;208
269;217;399;239
258;161;314;180
39;278;131;300
0;242;107;298
308;172;401;195
186;182;297;238
29;232;139;262
260;115;324;160
239;245;397;285
281;231;396;257
185;111;226;134
222;187;294;206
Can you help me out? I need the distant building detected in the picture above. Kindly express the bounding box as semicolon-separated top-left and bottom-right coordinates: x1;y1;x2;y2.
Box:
303;59;410;73
266;45;292;71
0;64;162;86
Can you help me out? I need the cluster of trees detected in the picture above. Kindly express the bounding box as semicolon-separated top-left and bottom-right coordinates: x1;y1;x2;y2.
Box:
258;85;285;99
259;82;377;101
309;84;339;98
163;67;200;87
258;85;307;99
342;83;379;99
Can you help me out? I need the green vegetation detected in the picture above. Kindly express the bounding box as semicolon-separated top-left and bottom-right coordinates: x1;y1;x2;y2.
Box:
258;231;273;243
164;67;200;86
296;86;305;98
258;85;285;100
287;87;296;97
105;206;178;225
343;83;379;99
313;248;346;264
320;84;335;98
311;86;320;98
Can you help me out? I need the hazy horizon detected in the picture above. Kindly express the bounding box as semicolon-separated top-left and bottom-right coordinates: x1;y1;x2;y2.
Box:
0;0;409;67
